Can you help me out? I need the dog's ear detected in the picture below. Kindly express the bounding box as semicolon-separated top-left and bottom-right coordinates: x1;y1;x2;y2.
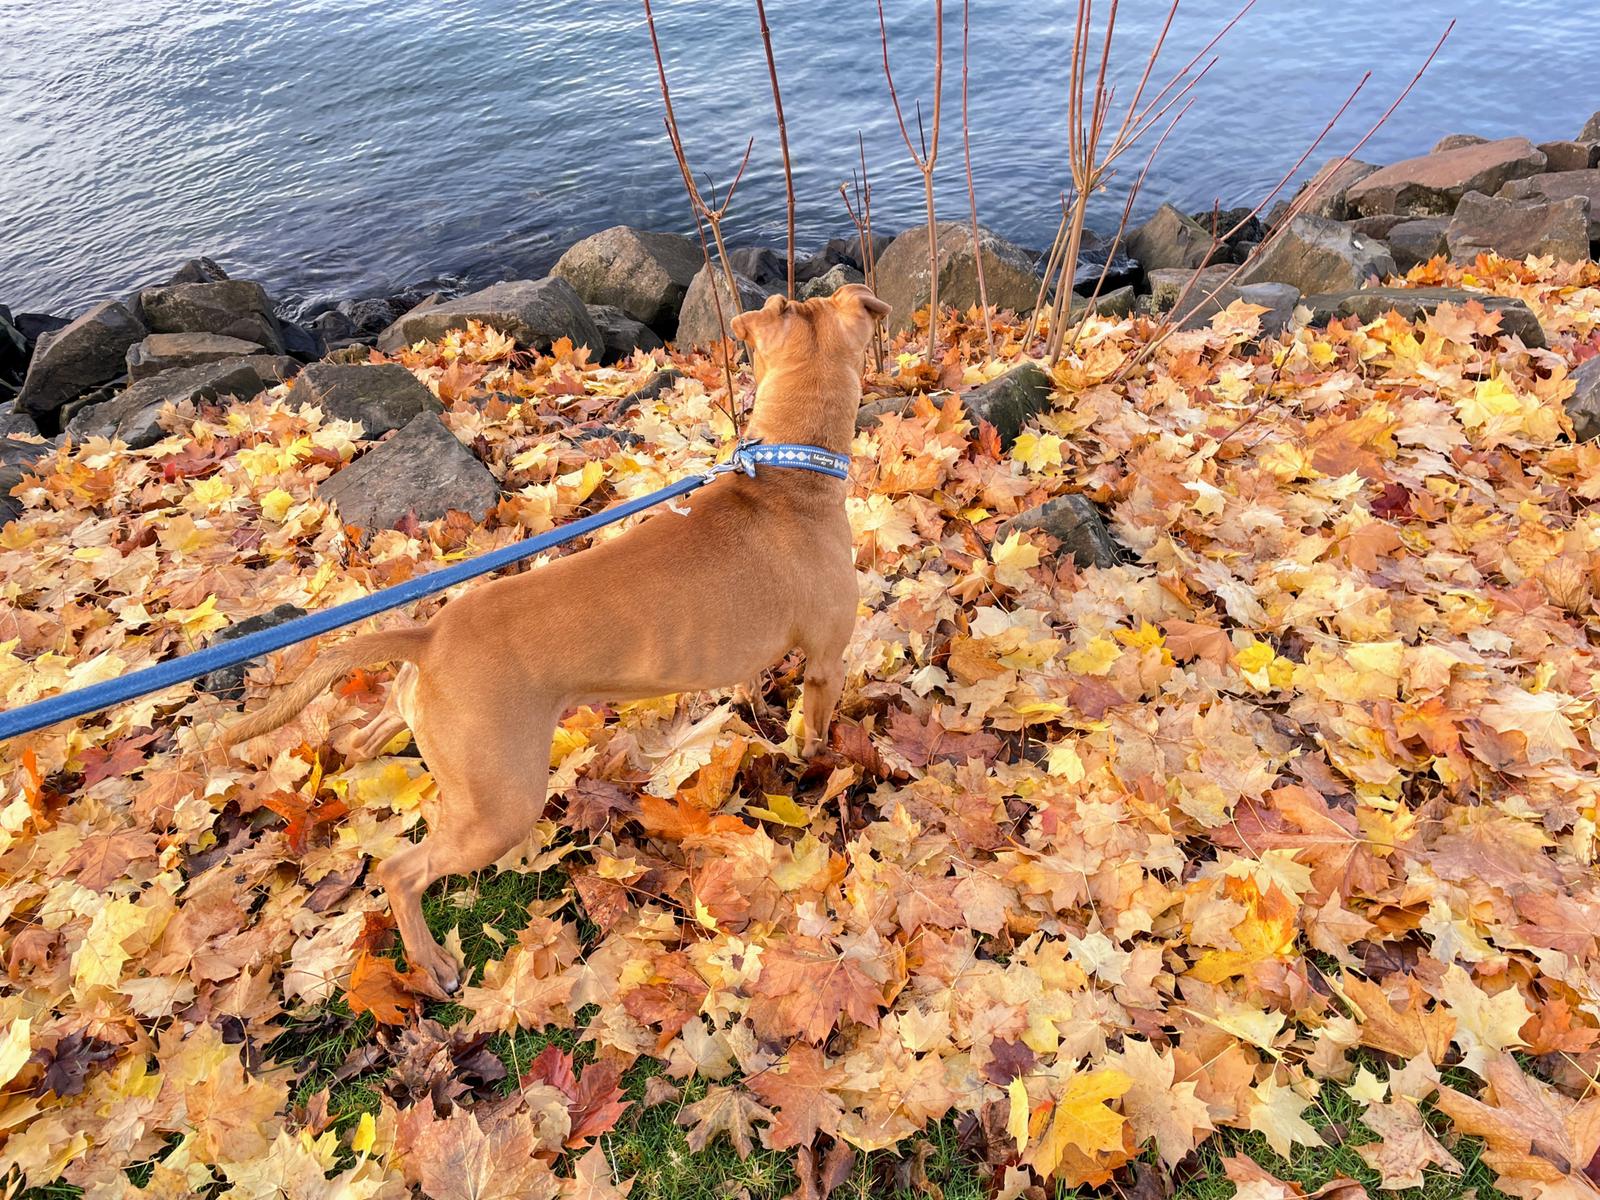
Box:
833;283;891;323
731;295;790;344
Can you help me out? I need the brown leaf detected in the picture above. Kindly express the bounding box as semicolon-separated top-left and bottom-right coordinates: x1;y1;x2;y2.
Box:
675;1085;772;1159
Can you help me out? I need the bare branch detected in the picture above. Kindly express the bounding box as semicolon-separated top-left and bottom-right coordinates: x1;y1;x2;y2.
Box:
754;0;796;298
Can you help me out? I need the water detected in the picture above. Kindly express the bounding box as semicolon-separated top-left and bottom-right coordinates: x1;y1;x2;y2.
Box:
2;0;1594;316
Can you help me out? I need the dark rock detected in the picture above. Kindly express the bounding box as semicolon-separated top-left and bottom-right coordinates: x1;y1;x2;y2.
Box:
675;266;777;348
1188;206;1266;261
615;368;684;417
1387;217;1450;271
873;223;1041;334
586;304;665;364
1581;113;1600;142
1241;215;1395;293
0;411;39;438
17;300;147;416
1146;266;1237;325
798;264;865;300
0;430;59;525
1498;170;1600;240
1446;190;1589;262
13;313;70;351
319;411;499;533
1567;357;1600;442
1234;283;1302;337
1127;203;1213;270
126;332;265;381
0;310;27;392
139;280;285;354
1292;157;1381;221
797;235;892;282
278;318;324;363
166;257;229;285
998;495;1121;569
1070;285;1136;319
1346;137;1547;216
1351;213;1409;240
285;362;441;438
962;364;1052;448
199;604;307;700
310;309;359;344
1301;286;1546;348
1538;141;1600;173
376;278;602;357
1073;244;1142;291
854;394;920;431
67;355;298;448
726;247;788;289
552;226;703;333
1432;134;1487;153
337;298;402;336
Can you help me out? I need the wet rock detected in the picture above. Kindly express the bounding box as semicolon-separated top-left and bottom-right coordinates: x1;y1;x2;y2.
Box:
139;280;285;354
1301;286;1546;348
799;264;865;300
13;312;71;352
586;304;665;364
1432;134;1487;153
1386;217;1450;271
285;361;441;438
319;411;500;534
1290;157;1381;221
675;266;776;348
1345;136;1547;216
963;364;1052;448
726;247;788;289
17;300;146;416
198;603;308;700
126;332;265;381
1241;215;1395;293
1234;282;1301;337
309;309;359;344
1072;244;1142;292
337;298;402;337
0;429;59;525
1538;141;1600;173
278;318;324;363
1446;190;1590;262
166;257;230;285
873;223;1042;334
376;278;602;357
552;226;702;333
1567;357;1600;442
1127;203;1213;270
1498;170;1600;240
998;494;1121;569
67;355;298;448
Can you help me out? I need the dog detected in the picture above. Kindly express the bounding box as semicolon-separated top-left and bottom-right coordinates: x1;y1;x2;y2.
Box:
222;283;889;995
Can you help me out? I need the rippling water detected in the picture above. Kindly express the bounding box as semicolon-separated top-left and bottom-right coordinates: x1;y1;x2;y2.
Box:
2;0;1593;314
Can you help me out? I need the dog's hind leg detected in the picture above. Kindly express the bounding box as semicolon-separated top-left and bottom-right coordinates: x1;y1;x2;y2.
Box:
798;624;851;759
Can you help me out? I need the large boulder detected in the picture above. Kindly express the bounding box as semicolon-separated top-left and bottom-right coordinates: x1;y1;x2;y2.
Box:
874;223;1041;334
962;364;1052;448
799;264;865;300
126;332;265;380
586;304;665;364
1538;141;1600;173
1146;265;1235;317
797;235;892;282
1387;217;1450;271
1301;286;1546;348
285;362;442;438
1567;357;1600;442
675;266;776;348
1446;191;1590;262
376;278;602;357
165;257;229;285
319;411;499;533
552;226;702;333
1126;203;1213;270
1345;137;1547;217
1498;170;1600;240
0;430;58;525
1242;215;1395;294
68;355;298;448
726;247;788;290
1289;157;1381;221
1581;113;1600;142
998;494;1121;569
17;300;146;416
138;280;285;354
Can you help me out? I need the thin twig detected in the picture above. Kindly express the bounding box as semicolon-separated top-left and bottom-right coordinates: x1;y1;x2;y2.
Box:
960;0;993;354
754;0;796;298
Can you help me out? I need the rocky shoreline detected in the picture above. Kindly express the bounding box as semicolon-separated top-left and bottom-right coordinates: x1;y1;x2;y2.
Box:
4;114;1600;528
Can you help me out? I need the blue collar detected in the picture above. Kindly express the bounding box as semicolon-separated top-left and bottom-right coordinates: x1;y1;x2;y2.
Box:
722;440;850;480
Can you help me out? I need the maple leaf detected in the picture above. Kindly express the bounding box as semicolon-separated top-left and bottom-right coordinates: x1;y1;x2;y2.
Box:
1024;1066;1132;1182
521;1046;631;1146
750;938;888;1043
569;1145;635;1200
1107;1039;1214;1168
406;1107;560;1200
746;1043;848;1149
676;1085;773;1159
1341;973;1455;1064
59;827;159;892
345;950;427;1025
1357;1096;1462;1189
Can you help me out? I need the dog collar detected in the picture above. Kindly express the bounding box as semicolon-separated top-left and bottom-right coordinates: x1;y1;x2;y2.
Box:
722;441;850;480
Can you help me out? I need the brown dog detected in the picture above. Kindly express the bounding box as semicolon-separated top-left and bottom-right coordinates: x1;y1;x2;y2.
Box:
222;284;888;995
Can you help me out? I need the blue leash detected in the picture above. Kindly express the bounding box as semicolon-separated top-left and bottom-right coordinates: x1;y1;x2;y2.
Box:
0;440;849;743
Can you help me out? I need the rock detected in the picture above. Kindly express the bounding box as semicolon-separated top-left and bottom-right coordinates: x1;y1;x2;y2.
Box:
166;257;229;285
67;355;298;448
17;300;146;416
726;247;788;289
1301;286;1546;348
552;226;702;333
1352;213;1409;240
0;430;59;525
1234;283;1301;337
285;362;441;438
1188;206;1266;261
310;309;359;343
1146;265;1238;326
376;278;602;357
1241;215;1395;293
1581;113;1600;142
278;319;324;363
854;394;919;431
1386;217;1450;271
962;364;1052;448
0;411;41;438
873;223;1042;334
675;266;777;348
798;264;865;300
199;604;307;700
998;494;1121;568
615;368;685;418
1538;141;1600;173
1498;170;1600;240
126;332;265;381
1445;190;1590;262
338;298;402;336
1073;245;1142;292
1127;203;1213;270
1567;358;1600;442
586;304;665;364
1292;157;1381;221
1346;137;1547;217
1433;134;1487;153
1070;285;1136;319
0;310;27;394
13;313;70;351
139;280;285;354
319;411;499;533
797;235;892;282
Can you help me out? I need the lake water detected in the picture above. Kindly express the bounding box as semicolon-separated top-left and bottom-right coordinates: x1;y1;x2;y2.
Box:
2;0;1594;315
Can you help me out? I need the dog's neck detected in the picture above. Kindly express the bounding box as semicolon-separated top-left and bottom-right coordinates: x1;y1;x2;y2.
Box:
743;360;861;458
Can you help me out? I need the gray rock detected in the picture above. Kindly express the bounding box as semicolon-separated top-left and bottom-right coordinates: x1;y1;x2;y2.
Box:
1567;357;1600;442
1241;215;1396;294
1346;137;1547;216
675;266;777;348
310;309;359;343
12;313;70;351
1127;203;1214;270
0;411;40;438
1581;113;1600;142
17;300;146;416
1233;283;1302;337
199;603;308;700
552;226;702;333
1351;213;1409;240
285;362;442;438
139;280;285;354
726;247;788;289
0;310;27;394
1446;190;1590;262
798;263;865;300
1300;286;1546;348
0;431;59;525
1072;244;1142;292
615;368;685;418
1146;266;1243;328
1291;157;1381;221
963;364;1052;448
166;257;229;285
1498;170;1600;240
1387;217;1451;271
1538;141;1600;173
67;355;298;448
319;411;499;533
854;393;920;432
586;304;665;364
126;332;265;380
337;298;402;336
1070;284;1136;319
1188;206;1266;262
797;235;892;282
278;318;324;363
376;278;602;357
1432;133;1487;153
873;223;1042;334
998;495;1121;569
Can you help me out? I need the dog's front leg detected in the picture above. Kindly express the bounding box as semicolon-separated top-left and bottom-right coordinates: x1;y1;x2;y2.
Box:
799;653;844;759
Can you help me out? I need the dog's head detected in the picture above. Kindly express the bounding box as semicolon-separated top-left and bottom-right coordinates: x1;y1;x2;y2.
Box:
730;284;890;383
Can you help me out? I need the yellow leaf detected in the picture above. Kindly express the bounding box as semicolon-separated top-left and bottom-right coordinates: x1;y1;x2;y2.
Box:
1008;1076;1032;1154
1067;636;1121;676
260;488;296;522
1047;740;1086;783
1026;1067;1132;1177
351;1111;376;1157
1011;432;1064;472
746;793;811;828
992;531;1043;589
0;1017;31;1088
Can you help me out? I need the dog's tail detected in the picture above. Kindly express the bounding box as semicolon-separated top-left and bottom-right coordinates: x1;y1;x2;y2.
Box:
220;627;430;749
